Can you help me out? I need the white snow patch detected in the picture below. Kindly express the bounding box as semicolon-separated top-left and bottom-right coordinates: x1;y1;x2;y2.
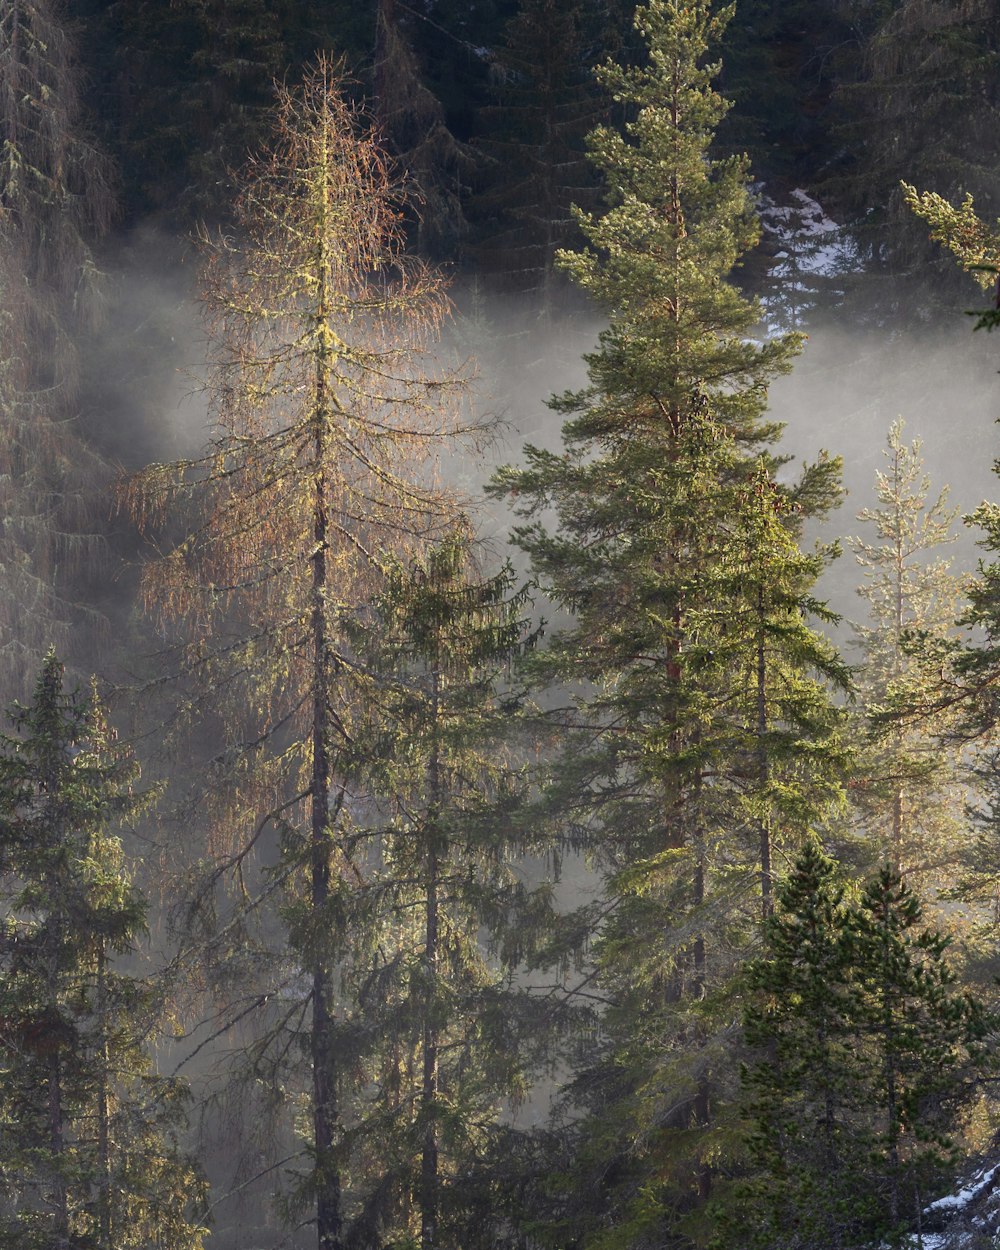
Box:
926;1161;1000;1214
756;187;860;332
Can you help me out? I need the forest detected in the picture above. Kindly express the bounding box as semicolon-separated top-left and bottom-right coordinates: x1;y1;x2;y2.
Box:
4;1;1000;1248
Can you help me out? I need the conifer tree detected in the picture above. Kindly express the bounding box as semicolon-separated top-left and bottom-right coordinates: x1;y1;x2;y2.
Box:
0;653;205;1250
330;529;547;1250
0;0;115;700
124;62;474;1250
374;0;475;258
735;838;862;1250
735;843;990;1250
490;2;846;1243
848;422;968;906
901;186;1000;938
473;0;603;322
839;0;1000;319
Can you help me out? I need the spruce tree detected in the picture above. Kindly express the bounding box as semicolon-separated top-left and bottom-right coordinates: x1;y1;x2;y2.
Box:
490;2;846;1243
326;529;547;1250
735;843;990;1250
0;653;205;1250
373;0;475;259
473;0;603;322
0;0;115;700
837;0;1000;321
735;838;862;1250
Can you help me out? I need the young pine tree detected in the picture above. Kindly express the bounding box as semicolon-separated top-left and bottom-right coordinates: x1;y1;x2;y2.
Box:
491;2;846;1244
901;184;1000;944
0;653;205;1250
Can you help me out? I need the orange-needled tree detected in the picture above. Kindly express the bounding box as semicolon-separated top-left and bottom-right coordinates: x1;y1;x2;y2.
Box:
124;60;475;1250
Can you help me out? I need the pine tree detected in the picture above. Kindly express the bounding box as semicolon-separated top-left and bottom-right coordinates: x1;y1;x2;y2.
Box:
902;181;1000;322
489;2;846;1243
0;653;206;1250
124;61;474;1250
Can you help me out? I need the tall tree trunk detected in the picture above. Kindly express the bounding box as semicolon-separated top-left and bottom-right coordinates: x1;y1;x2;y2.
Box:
49;1045;69;1249
757;585;772;920
96;949;112;1250
311;117;342;1250
421;667;442;1249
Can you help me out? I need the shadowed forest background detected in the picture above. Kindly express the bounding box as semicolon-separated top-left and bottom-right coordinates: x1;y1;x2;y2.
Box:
5;2;1000;1249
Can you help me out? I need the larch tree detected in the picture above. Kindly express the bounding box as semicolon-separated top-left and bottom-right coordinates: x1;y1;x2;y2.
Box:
848;421;969;908
880;191;1000;952
0;653;206;1250
490;2;846;1244
124;62;474;1250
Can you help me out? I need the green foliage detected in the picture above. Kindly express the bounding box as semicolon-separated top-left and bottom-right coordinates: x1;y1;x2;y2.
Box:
0;0;115;703
472;0;604;318
847;421;970;921
836;0;1000;318
125;62;477;1247
731;840;991;1250
490;2;849;1245
0;653;206;1250
320;530;551;1247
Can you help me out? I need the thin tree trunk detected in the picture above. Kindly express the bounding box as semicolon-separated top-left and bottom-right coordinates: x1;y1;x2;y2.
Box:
892;448;905;875
692;810;711;1203
311;114;342;1250
97;949;111;1250
421;668;442;1249
49;1045;69;1249
757;584;772;920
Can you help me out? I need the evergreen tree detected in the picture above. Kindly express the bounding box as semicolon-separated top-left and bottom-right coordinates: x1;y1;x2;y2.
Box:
472;0;603;322
124;62;473;1250
836;0;1000;320
490;2;846;1243
734;838;863;1250
98;0;288;223
734;842;990;1250
0;653;205;1250
327;529;547;1250
374;0;477;259
896;188;1000;959
0;0;116;700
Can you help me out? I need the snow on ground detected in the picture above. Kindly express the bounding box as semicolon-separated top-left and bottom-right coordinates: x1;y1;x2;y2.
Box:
926;1162;1000;1215
900;1153;1000;1249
